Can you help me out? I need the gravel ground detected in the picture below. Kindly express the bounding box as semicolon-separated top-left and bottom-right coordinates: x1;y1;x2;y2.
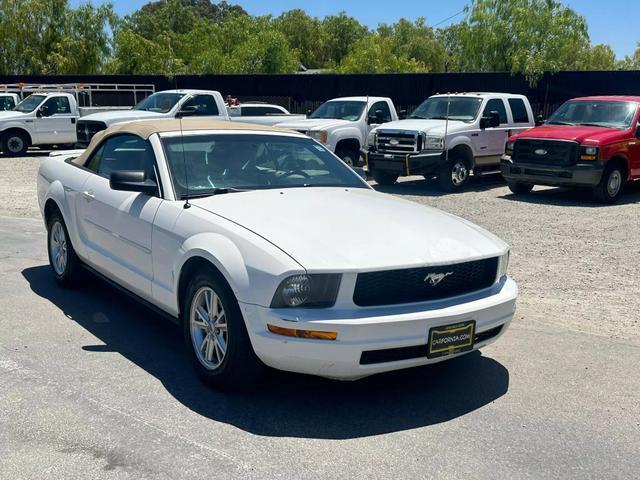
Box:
3;153;638;342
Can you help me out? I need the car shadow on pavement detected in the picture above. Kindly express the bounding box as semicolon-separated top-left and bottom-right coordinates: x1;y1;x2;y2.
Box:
499;181;640;207
373;173;506;197
22;265;510;440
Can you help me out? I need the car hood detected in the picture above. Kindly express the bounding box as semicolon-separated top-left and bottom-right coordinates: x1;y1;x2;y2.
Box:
191;187;507;271
81;109;165;125
0;110;28;121
275;118;352;131
511;125;629;145
374;119;469;136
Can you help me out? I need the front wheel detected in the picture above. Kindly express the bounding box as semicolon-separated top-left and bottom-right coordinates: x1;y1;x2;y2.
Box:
1;131;29;156
372;170;398;185
507;181;534;195
336;147;359;167
593;163;625;204
47;211;81;286
438;156;470;191
182;270;264;390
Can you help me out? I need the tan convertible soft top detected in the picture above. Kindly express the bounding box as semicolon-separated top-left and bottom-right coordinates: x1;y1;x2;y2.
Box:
72;119;301;166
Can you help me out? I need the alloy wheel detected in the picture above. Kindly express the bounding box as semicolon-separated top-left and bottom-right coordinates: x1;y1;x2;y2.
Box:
50;221;67;275
190;286;228;370
451;160;469;186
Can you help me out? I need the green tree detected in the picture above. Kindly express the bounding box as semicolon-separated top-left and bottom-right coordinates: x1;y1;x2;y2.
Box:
225;28;299;73
337;35;424;73
107;29;185;74
275;9;326;69
322;12;369;66
580;44;617;71
617;44;640;70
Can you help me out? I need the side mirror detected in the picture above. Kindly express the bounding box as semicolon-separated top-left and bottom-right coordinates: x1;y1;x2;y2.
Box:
636;124;640;139
36;107;44;117
535;114;545;126
110;170;158;195
398;109;407;120
480;111;500;129
176;105;198;118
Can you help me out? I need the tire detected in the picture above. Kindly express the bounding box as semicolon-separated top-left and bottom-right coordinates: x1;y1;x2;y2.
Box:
438;156;470;191
593;163;625;204
372;170;398;186
336;147;359;167
507;181;534;195
46;210;81;286
1;131;29;156
182;269;264;390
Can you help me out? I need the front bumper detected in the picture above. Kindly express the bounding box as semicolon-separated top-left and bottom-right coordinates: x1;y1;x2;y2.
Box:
241;277;517;380
363;149;444;176
501;156;605;187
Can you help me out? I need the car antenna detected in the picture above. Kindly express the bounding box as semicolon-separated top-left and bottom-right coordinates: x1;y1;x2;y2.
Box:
179;105;197;209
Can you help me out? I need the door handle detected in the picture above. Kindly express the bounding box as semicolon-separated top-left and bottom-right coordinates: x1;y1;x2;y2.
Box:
82;191;95;201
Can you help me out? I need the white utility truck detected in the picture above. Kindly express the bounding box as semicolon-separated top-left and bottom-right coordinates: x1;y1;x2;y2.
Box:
364;92;535;190
276;96;400;166
0;93;19;111
76;89;230;146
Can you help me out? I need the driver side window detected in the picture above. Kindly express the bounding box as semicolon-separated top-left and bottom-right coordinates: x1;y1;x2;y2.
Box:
369;101;392;123
42;96;71;116
85;134;158;186
181;95;219;116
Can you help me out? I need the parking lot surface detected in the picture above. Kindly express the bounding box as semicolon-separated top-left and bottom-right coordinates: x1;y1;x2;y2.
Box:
1;155;639;479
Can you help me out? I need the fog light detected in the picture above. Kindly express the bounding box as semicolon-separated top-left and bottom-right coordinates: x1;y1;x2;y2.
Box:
267;324;338;340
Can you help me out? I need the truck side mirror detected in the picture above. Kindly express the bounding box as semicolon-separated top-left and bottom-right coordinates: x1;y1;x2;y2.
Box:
369;109;385;125
176;105;198;118
480;111;500;129
535;114;545;126
398;109;407;120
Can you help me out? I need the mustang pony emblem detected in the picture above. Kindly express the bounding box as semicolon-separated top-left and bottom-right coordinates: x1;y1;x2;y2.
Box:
424;272;453;286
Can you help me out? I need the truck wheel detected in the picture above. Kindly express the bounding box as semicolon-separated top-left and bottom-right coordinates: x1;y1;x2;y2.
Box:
507;181;534;195
372;170;398;186
336;147;359;167
1;131;29;156
438;156;470;191
593;163;625;204
47;210;81;287
182;269;264;390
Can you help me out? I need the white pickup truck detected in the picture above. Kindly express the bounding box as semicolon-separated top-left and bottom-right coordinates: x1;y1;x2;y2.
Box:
0;92;79;155
76;89;230;146
276;96;399;166
227;102;306;126
364;92;535;190
0;93;19;111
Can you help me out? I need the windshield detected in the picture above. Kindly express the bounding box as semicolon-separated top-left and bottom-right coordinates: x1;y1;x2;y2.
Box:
134;92;185;113
162;134;367;198
547;100;638;129
309;101;366;121
410;97;483;123
14;94;45;113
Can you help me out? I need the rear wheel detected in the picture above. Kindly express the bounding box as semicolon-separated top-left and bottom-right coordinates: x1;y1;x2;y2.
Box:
1;131;29;156
182;270;264;390
507;181;534;195
46;211;81;286
593;163;625;204
372;170;398;185
438;156;470;191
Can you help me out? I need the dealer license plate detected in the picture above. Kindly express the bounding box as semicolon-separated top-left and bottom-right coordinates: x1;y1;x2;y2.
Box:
427;320;475;359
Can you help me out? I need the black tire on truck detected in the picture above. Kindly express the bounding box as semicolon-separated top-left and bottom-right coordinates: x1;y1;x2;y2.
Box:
438;155;470;191
593;162;625;204
372;170;399;186
335;147;359;167
1;130;29;156
182;268;264;390
507;181;534;195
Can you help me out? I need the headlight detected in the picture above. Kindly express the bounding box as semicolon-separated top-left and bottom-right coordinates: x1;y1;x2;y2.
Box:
366;130;377;146
505;141;515;156
580;146;599;160
271;274;341;308
497;251;510;280
424;135;444;150
309;130;328;144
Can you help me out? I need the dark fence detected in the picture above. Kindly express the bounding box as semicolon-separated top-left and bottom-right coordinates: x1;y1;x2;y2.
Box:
3;70;640;115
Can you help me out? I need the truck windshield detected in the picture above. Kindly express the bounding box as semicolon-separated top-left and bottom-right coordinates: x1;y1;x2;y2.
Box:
161;133;367;199
410;97;483;123
134;93;185;113
309;101;366;121
14;95;46;113
547;100;638;129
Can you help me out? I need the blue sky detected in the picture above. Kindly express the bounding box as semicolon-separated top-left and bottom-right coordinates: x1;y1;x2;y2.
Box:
70;0;639;58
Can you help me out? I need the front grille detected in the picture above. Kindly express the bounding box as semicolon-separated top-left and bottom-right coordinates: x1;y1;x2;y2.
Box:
76;120;107;145
376;130;420;153
359;326;504;365
513;139;579;166
353;257;499;307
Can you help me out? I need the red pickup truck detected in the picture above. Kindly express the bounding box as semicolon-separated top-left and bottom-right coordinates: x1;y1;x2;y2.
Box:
501;96;640;203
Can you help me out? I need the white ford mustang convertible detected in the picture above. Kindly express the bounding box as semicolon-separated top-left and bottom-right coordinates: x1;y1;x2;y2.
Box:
37;119;517;389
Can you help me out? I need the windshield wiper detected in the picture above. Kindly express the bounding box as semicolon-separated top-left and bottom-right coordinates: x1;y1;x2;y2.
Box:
547;121;574;126
409;115;428;119
181;187;251;200
576;123;607;127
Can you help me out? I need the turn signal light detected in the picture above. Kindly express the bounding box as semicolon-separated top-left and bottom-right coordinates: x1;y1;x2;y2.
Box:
267;324;338;341
580;155;597;161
